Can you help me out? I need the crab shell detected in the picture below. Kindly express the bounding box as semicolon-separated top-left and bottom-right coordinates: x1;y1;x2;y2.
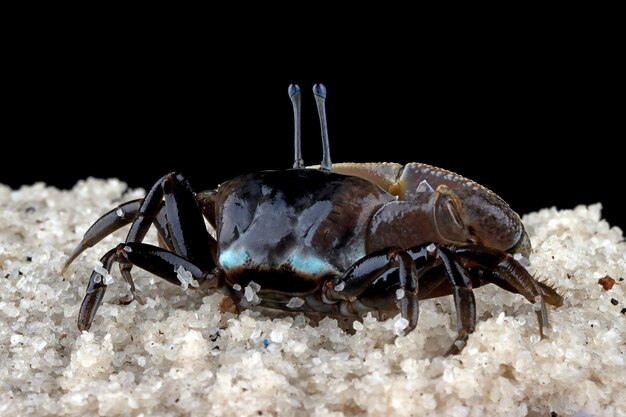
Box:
203;161;530;290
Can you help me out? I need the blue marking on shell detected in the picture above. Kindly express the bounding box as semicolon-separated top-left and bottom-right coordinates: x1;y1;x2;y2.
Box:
219;249;250;269
288;254;333;275
219;248;334;276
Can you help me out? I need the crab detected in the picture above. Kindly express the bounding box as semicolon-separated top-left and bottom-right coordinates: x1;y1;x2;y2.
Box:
63;83;563;354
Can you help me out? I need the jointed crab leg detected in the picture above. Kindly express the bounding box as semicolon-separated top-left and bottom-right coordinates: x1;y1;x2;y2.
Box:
153;202;174;251
323;243;478;354
324;241;560;354
119;243;211;286
120;173;215;269
454;246;563;338
324;247;420;334
78;248;115;331
63;199;174;303
395;250;420;334
160;174;215;268
73;173;218;330
123;173;172;244
77;243;218;331
62;197;180;275
117;173;214;300
62;199;142;275
435;247;477;354
398;244;478;354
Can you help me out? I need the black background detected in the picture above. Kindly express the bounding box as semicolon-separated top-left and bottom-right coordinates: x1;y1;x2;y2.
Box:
3;36;623;232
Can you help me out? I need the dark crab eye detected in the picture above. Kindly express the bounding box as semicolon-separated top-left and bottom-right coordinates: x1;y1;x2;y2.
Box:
312;83;332;171
288;83;332;172
289;84;303;169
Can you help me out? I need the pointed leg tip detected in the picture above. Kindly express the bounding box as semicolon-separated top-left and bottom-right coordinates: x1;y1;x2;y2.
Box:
61;255;77;276
63;242;89;275
77;322;91;332
445;332;470;355
133;291;146;305
534;317;549;341
445;344;462;356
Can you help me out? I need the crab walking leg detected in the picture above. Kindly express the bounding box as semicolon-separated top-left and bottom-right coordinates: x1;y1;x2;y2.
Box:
78;248;116;331
73;172;218;328
89;201;175;304
455;246;561;338
401;243;478;354
62;195;181;275
395;251;420;333
473;269;564;308
118;173;216;299
64;199;175;303
123;173;214;267
161;173;215;269
78;242;218;331
62;199;142;274
324;247;420;334
435;247;477;354
123;173;171;244
153;201;174;252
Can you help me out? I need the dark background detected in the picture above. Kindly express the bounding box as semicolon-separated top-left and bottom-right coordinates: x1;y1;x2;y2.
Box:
3;39;623;232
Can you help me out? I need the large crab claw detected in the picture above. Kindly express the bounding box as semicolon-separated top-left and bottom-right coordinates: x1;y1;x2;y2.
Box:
327;162;531;256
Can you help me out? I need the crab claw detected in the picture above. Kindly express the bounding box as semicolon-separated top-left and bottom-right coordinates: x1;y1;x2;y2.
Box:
433;184;529;256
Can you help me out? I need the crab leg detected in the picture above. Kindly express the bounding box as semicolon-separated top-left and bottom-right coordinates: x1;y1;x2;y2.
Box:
471;268;563;308
393;244;478;354
455;246;563;338
153;202;174;251
119;243;210;285
64;199;173;304
324;247;420;335
123;173;170;244
78;243;219;331
122;173;214;267
78;248;115;330
434;247;477;354
62;199;142;274
325;243;478;353
118;173;215;302
75;172;218;330
160;173;215;267
62;198;181;275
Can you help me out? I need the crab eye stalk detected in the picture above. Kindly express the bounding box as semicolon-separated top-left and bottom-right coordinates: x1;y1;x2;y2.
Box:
313;83;332;171
288;84;304;169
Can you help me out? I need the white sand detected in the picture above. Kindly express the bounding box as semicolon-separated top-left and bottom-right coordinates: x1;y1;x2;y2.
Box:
0;179;624;417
